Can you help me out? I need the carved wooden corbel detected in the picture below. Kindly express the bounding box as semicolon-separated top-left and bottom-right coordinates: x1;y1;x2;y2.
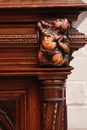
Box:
37;18;70;66
37;19;87;67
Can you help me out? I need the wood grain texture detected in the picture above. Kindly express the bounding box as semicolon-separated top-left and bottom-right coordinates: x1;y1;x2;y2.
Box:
0;1;86;130
0;0;86;9
39;72;69;130
0;76;40;130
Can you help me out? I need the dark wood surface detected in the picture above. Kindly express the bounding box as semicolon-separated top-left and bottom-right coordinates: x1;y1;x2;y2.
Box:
0;1;86;130
0;0;86;8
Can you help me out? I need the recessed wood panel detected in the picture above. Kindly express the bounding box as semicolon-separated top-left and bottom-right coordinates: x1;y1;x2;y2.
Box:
0;76;41;130
0;91;26;130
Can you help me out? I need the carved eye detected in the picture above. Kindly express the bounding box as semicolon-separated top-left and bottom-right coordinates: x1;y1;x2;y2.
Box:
59;19;63;21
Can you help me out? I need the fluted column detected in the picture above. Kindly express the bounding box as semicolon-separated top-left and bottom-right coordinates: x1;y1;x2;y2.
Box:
38;67;73;130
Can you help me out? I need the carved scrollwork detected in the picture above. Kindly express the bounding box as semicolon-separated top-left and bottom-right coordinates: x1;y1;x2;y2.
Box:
37;18;70;66
0;109;14;130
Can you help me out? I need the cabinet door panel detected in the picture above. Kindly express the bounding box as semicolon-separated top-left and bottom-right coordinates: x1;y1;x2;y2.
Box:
0;76;41;130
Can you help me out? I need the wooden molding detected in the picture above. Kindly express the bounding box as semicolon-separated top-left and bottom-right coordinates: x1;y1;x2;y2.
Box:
0;1;86;130
0;0;86;9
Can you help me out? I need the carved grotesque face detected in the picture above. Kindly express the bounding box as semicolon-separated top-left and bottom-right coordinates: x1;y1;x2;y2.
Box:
53;19;63;29
53;18;70;32
61;18;70;32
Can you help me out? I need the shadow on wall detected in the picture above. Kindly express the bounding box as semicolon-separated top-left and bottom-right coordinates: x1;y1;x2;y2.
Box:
67;10;87;80
72;11;87;33
71;11;87;57
82;0;87;3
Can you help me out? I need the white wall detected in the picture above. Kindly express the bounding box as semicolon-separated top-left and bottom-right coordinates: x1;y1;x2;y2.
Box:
66;1;87;129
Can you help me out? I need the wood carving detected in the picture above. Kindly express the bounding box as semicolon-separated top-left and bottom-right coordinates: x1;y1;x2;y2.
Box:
0;109;14;130
39;72;70;130
52;103;58;130
0;1;87;130
37;19;70;66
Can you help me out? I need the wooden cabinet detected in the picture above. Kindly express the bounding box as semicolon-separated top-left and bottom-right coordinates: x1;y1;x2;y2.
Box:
0;1;87;130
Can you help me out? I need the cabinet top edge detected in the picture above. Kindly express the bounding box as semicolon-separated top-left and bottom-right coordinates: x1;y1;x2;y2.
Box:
0;3;87;10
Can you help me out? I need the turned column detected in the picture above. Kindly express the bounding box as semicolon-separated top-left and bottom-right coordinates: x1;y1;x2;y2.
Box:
38;67;73;130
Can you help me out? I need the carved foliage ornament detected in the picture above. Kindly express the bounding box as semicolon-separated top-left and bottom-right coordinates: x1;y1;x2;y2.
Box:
37;18;70;66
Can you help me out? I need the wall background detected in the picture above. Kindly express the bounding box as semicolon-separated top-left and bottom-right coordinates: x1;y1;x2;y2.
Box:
66;1;87;130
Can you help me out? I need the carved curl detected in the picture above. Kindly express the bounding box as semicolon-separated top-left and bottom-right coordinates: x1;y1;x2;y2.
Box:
37;18;70;66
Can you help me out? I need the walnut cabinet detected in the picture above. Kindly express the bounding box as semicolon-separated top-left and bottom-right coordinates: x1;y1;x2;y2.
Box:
0;1;87;130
